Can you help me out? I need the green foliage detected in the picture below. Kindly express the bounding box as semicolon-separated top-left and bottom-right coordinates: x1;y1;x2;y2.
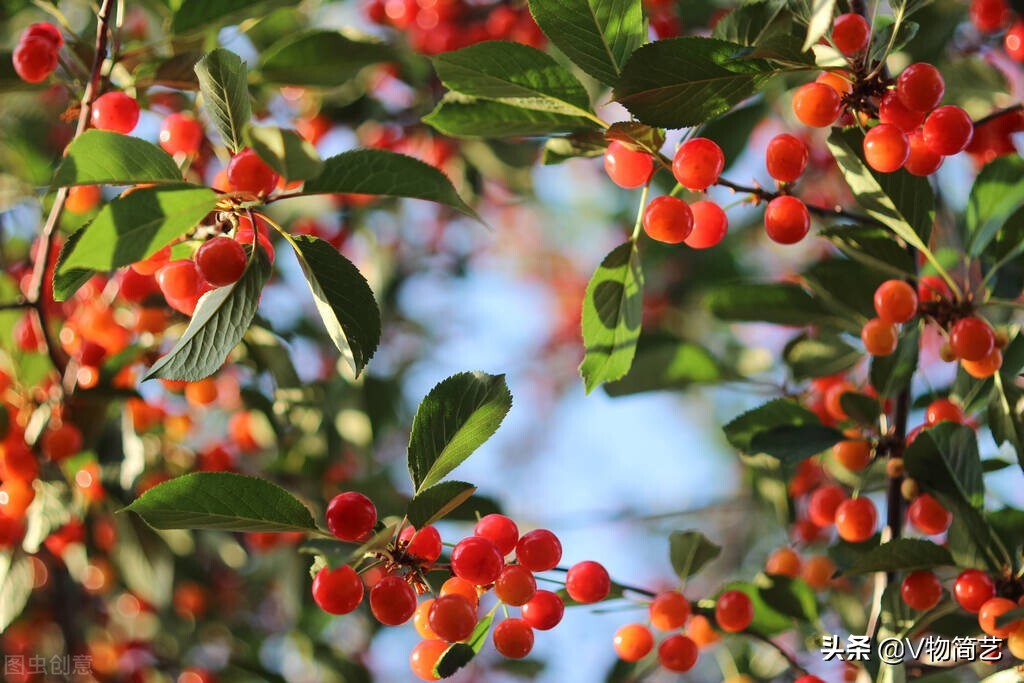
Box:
724;398;843;468
195;49;252;153
669;530;722;579
245;126;324;181
259;31;394;87
843;539;954;575
605;333;727;396
435;612;495;677
52;131;183;186
406;481;477;528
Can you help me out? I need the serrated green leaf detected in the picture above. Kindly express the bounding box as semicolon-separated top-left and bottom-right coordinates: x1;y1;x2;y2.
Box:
406;481;477;528
966;156;1024;257
749;424;845;462
424;94;598;138
783;333;860;380
527;0;645;86
669;530;722;579
580;241;644;394
694;98;768;171
260;30;394;87
143;248;272;382
713;0;789;46
870;322;920;397
604;333;725;396
434;612;495;677
245;126;323;181
122;472;317;532
820;225;916;276
112;512;174;608
52;130;183;187
843;539;953;575
799;0;837;51
706;282;833;326
802;258;888;322
758;575;818;622
407;372;512;493
172;0;282;34
839;392;881;425
195;49;251;153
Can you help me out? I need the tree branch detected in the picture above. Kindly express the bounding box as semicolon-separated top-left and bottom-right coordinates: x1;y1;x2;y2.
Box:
973;103;1024;128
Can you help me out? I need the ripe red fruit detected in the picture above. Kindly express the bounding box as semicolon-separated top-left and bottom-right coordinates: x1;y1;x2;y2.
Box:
13;37;58;83
878;91;927;133
521;589;565;630
92;92;140;134
642;196;693;244
808;484;848;527
715;590;754;632
979;597;1019;638
399;525;443;563
834;497;878;543
474;513;519;555
428;594;477;642
922;105;974;156
792;82;843;127
962;347;1003;378
795;677;826;683
650;590;691;630
901;570;943;611
409;639;447;681
494;564;537;606
764;195;810;244
954;569;996;613
896;63;945;112
493;618;534;658
440;576;480;608
950;317;995;361
862;318;898;356
565;561;611;604
156;260;201;300
132;245;172;275
603;141;653;189
766;546;801;577
325;491;377;541
451;535;504;585
613;623;654;661
66;184;102;213
1006;21;1024;61
312;565;364;614
863;124;910;173
834;440;872;471
672;137;725;191
515;529;562;572
832;13;871;55
23;23;64;48
874;280;918;324
658;634;698;672
904;130;943;176
684;200;728;249
907;493;952;535
227;149;279;195
369;575;417;625
925;398;963;426
765;134;809;182
159;113;204;155
970;0;1011;33
917;275;951;303
196;236;246;287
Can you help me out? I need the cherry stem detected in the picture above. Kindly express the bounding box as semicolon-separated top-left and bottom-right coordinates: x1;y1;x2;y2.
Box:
973;103;1024;128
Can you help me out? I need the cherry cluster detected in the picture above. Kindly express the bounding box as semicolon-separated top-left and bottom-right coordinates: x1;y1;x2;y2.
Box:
11;22;63;83
862;277;1005;378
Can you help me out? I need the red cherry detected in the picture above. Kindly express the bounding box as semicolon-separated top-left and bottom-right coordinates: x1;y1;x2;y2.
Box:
451;535;504;585
603;141;653;189
41;423;83;461
658;634;698;672
904;130;943;176
131;245;172;275
954;569;996;613
808;484;848;527
835;497;878;542
650;590;691;630
156;260;200;300
832;13;871;55
642;196;693;244
979;597;1020;637
950;317;995;361
473;514;519;555
896;63;945;112
227;149;279;195
369;575;417;625
864;124;910;173
159;113;204;156
862;318;898;356
795;677;826;683
684;200;728;249
92;92;141;134
907;493;952;535
196;236;246;287
874;280;918;323
879;91;926;132
1006;21;1024;61
493;618;534;659
400;525;443;563
834;439;872;471
494;564;537;606
715;590;754;632
312;565;364;614
925;398;963;426
409;639;447;681
521;589;564;630
922;106;974;156
792;82;843;128
917;275;951;303
23;23;64;48
515;529;562;572
962;348;1003;378
901;570;943;611
325;491;377;541
613;623;654;661
428;594;477;642
764;195;810;244
765;134;809;182
672;137;725;191
970;0;1011;33
12;37;58;83
66;184;102;213
565;561;611;604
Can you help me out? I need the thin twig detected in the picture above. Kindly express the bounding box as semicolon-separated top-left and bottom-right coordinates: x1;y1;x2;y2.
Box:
973;103;1024;128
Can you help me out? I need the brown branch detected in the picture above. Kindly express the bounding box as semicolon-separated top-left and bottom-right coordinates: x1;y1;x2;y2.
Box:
973;103;1024;128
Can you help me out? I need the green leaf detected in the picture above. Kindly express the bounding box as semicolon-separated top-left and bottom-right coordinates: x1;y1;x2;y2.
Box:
432;41;596;119
54;184;218;301
799;0;837;51
172;0;280;34
245;126;323;181
669;530;722;579
407;372;513;493
694;98;768;171
0;552;32;632
112;512;174;608
143;248;272;382
424;94;598;138
843;539;953;575
301;148;478;219
614;38;780;128
527;0;645;86
195;49;251;153
758;575;818;622
122;472;317;532
990;371;1024;473
706;283;832;326
284;235;380;376
924;423;985;506
579;241;644;394
839;392;882;425
52;131;183;187
869;322;920;397
542;133;608;164
407;481;477;529
604;121;666;157
725;398;843;466
827;127;935;246
966;156;1024;257
783;333;860;380
712;0;788;46
718;580;792;637
820;225;916;276
259;30;394;87
604;333;724;396
434;612;495;677
802;258;888;321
